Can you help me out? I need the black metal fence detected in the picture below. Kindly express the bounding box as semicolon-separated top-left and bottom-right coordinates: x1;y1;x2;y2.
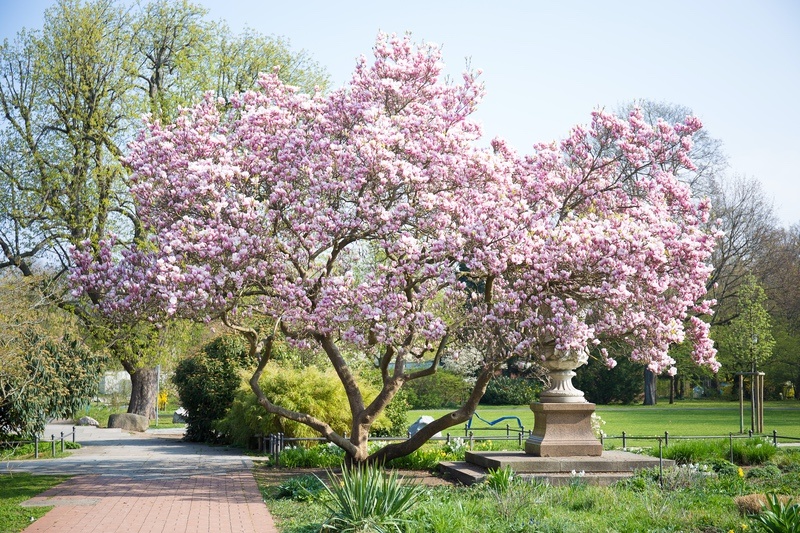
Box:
260;425;800;467
0;427;77;459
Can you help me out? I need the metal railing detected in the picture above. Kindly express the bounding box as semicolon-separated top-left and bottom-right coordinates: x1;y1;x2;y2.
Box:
0;427;77;459
260;427;800;467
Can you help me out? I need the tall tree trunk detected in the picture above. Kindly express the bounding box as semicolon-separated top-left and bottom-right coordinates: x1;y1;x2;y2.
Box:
643;368;657;405
122;362;159;419
669;375;675;404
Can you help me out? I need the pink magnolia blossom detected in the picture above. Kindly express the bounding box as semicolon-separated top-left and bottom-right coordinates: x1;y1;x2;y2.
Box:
70;33;718;461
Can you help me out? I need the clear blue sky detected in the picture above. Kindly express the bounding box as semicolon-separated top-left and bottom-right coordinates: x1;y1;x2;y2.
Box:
2;0;799;226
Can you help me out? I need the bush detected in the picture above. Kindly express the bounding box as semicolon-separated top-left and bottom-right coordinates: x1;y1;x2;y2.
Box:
746;464;782;480
573;352;643;404
659;437;778;467
274;475;327;501
480;376;540;405
0;331;106;439
172;336;245;442
216;362;393;446
280;444;345;468
404;371;471;409
732;437;778;466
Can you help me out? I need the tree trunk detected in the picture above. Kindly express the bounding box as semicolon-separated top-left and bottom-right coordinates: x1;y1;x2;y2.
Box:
669;375;675;404
123;363;159;419
643;368;657;405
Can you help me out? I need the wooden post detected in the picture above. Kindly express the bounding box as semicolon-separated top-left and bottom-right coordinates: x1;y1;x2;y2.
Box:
739;374;744;434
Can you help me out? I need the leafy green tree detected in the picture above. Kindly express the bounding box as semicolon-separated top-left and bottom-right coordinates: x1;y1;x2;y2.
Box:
0;0;329;419
713;274;775;375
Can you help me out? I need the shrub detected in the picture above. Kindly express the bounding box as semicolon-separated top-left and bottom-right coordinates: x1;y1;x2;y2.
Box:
573;352;643;404
662;439;723;464
746;464;782;480
404;370;471;409
320;463;425;533
732;438;777;466
172;336;244;442
280;444;345;468
480;376;540;406
275;475;327;501
0;331;106;439
216;362;392;446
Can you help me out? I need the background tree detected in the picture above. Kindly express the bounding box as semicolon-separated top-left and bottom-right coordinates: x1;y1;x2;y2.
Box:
74;34;719;464
713;274;775;379
0;0;328;419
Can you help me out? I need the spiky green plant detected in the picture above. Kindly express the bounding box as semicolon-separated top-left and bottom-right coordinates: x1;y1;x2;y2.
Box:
320;463;425;532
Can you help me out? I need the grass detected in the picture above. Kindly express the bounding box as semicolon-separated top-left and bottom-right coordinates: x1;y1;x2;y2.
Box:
257;452;800;532
79;397;186;429
0;473;69;533
0;440;80;461
409;399;800;446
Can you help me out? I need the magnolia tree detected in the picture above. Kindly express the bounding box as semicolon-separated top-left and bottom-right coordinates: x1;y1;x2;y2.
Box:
72;34;718;463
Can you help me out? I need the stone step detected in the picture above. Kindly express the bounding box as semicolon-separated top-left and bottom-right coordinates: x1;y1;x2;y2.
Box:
440;461;636;486
465;449;671;473
440;450;673;486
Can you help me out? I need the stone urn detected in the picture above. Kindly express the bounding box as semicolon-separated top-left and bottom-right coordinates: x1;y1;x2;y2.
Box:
538;346;589;403
525;344;602;457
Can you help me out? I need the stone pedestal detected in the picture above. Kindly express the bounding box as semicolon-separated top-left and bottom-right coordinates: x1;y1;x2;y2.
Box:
525;402;602;456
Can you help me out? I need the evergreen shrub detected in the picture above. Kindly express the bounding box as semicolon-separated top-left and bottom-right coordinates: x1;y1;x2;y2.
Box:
172;335;244;442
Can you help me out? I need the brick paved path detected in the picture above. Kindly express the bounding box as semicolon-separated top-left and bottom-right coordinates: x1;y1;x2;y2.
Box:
20;473;274;533
3;424;277;533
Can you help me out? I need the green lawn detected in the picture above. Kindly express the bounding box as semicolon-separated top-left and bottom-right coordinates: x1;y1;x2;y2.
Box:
409;400;800;445
0;473;68;533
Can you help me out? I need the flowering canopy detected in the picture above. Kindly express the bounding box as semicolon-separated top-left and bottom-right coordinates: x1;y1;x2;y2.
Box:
71;33;717;460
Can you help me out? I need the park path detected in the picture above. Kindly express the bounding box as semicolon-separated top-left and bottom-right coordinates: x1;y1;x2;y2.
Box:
3;423;277;533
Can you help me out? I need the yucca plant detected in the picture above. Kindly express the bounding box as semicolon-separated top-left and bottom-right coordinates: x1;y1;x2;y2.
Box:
320;463;425;532
754;493;800;533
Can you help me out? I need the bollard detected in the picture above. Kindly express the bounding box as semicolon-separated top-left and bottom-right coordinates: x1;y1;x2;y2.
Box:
506;424;510;437
446;433;451;445
664;431;669;447
600;433;604;447
51;435;56;458
469;431;474;450
773;430;778;446
72;426;76;444
60;432;65;453
622;431;627;450
34;436;39;459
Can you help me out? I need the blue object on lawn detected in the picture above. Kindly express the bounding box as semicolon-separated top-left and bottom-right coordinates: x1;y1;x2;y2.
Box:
466;412;523;430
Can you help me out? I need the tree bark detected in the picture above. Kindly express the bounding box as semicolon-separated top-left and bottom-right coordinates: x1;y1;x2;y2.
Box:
643;368;657;405
122;362;159;419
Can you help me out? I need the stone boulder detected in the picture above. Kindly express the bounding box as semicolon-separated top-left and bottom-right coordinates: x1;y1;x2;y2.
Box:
78;416;100;427
108;413;149;432
408;415;441;438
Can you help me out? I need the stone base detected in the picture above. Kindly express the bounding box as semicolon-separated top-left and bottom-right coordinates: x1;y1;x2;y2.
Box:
440;449;673;486
525;402;602;457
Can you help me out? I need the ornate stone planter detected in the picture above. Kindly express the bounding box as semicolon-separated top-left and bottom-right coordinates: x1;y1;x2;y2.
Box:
525;345;602;457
